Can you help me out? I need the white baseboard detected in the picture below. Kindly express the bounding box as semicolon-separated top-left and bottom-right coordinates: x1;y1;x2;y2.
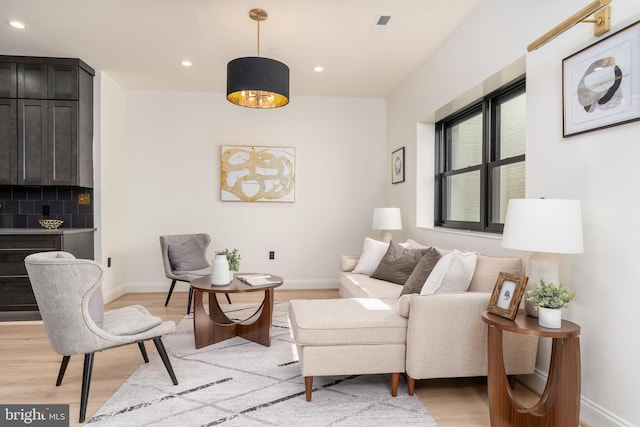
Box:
580;396;636;427
519;369;634;427
126;279;339;293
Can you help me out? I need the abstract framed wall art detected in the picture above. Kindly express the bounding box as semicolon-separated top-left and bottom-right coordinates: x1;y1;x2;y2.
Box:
392;147;405;184
563;20;640;137
221;146;295;202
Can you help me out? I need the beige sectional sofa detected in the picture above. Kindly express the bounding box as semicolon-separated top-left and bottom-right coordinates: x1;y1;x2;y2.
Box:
289;239;539;399
338;240;539;393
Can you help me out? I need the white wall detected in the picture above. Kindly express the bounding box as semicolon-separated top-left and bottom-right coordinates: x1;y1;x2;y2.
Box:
120;92;387;292
94;71;128;302
387;1;640;425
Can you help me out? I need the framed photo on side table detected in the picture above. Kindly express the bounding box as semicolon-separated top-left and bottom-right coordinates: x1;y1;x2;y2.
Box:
563;20;640;137
487;272;528;320
392;147;405;184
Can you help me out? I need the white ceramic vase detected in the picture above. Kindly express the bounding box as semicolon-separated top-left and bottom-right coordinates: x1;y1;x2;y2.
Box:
537;307;562;329
211;254;231;286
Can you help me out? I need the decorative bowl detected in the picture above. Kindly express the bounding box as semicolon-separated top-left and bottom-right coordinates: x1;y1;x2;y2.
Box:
39;219;64;230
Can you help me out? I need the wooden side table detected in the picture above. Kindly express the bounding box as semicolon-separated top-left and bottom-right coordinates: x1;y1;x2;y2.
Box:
481;311;581;427
190;274;283;349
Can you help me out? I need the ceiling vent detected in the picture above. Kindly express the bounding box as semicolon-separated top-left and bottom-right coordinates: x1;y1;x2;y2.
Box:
370;14;393;34
376;15;391;26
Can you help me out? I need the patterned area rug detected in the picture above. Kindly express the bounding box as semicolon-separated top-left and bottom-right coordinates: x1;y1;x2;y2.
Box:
88;303;438;426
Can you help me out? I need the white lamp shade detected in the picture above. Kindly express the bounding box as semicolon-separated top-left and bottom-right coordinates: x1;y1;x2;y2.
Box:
502;199;584;254
372;208;402;230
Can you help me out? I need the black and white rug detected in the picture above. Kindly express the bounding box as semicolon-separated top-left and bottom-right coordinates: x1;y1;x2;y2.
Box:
88;303;438;426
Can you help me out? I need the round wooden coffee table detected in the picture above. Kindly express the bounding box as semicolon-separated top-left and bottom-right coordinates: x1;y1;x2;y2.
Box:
190;274;283;349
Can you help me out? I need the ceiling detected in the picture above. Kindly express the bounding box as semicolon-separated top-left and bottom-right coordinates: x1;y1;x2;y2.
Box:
0;0;483;98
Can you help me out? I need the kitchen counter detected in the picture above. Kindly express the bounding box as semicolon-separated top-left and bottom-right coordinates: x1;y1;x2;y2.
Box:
0;228;95;235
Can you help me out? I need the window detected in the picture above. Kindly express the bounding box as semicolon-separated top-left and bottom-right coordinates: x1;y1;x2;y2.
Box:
435;77;525;233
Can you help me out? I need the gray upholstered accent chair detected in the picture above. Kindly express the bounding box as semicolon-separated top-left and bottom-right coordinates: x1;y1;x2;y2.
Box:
24;251;178;423
160;233;230;314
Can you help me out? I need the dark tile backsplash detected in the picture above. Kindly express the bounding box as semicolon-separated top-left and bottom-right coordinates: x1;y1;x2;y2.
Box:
0;186;93;229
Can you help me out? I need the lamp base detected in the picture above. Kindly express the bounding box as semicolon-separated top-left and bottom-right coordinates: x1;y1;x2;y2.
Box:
525;252;560;317
380;230;392;243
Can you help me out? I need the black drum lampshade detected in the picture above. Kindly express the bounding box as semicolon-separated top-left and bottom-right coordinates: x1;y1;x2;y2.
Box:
226;56;289;108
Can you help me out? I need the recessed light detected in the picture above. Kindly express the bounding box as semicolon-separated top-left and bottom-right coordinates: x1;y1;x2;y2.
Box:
181;60;192;67
8;20;27;30
314;66;324;73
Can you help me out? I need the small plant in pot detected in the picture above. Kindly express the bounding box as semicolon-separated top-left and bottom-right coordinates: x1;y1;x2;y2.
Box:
527;279;577;329
218;248;241;273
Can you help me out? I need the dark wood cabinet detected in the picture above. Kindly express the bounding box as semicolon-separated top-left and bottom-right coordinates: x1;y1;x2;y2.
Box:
0;230;94;321
0;99;17;184
0;56;94;187
17;99;47;185
17;63;48;99
0;63;17;98
48;63;79;100
50;100;79;185
17;100;81;185
16;62;79;100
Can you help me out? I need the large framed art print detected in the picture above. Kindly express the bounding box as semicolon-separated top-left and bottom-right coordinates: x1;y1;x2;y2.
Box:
563;20;640;137
220;145;295;202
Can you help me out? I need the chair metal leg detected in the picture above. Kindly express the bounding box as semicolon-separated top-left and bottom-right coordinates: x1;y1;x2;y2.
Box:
138;341;149;363
79;353;94;423
164;279;177;306
152;337;178;385
187;286;194;315
225;293;231;304
56;355;71;386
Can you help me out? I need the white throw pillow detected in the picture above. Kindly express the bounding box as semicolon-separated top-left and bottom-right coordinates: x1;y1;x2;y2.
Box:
352;238;390;275
420;251;454;294
436;251;478;293
420;250;478;295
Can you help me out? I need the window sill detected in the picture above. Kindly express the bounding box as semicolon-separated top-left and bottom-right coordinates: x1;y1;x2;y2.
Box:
424;226;503;241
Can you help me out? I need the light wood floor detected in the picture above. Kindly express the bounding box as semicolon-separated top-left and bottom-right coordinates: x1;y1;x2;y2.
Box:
0;289;541;426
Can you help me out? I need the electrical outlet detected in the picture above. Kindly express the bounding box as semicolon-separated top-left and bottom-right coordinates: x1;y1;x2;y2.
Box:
78;193;91;205
107;257;112;268
269;251;275;260
42;205;50;216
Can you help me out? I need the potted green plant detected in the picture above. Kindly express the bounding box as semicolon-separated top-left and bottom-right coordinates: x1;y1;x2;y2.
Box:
526;279;577;328
219;248;241;277
219;248;240;271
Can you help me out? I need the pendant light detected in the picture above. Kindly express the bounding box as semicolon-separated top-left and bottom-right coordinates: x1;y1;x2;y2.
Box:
227;9;290;109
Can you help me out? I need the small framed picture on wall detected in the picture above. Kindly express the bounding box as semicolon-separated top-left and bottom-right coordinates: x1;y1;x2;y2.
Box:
392;147;405;184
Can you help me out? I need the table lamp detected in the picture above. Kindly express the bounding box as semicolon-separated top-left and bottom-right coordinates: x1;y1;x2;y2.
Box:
372;208;402;242
501;198;584;316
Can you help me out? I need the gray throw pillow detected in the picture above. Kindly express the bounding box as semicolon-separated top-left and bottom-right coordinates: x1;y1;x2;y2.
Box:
168;238;209;271
399;247;443;296
370;241;430;285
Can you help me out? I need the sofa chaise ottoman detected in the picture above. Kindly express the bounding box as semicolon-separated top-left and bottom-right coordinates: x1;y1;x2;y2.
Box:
288;298;407;401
